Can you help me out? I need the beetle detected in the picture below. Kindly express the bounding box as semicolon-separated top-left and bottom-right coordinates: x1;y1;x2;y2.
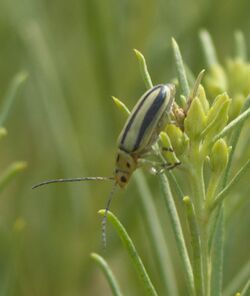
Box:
114;83;176;187
33;83;177;246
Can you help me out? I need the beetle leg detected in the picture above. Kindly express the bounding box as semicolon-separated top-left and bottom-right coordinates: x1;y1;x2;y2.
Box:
162;147;174;153
137;158;181;175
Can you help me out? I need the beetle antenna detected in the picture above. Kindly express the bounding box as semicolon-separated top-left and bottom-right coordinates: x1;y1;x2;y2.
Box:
32;176;114;189
102;181;117;248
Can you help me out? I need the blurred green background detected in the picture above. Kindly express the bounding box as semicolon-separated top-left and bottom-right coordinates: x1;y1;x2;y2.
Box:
0;0;250;295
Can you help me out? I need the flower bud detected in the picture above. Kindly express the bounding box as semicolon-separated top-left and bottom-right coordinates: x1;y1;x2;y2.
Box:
184;97;206;140
226;58;250;97
210;139;229;174
197;85;210;114
205;93;231;140
159;132;180;164
205;64;228;99
229;93;245;120
165;124;189;156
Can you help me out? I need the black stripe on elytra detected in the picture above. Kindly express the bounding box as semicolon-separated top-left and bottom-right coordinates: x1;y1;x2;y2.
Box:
132;86;167;151
120;85;163;148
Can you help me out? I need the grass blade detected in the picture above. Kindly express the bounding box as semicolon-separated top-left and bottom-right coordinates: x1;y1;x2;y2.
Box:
91;252;123;296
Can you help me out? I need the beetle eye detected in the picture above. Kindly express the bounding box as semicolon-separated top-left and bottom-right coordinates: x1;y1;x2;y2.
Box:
116;155;120;162
120;176;127;183
126;162;131;168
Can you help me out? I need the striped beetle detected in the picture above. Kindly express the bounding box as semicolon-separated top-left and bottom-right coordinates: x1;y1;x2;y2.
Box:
33;83;177;246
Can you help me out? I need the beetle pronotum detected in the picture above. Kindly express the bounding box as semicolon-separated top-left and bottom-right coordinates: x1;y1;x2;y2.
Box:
33;83;178;246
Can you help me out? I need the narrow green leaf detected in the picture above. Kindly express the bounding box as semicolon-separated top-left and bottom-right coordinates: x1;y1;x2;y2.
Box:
199;30;218;68
184;64;196;86
0;161;27;193
223;95;250;186
234;31;247;61
159;174;195;296
98;210;158;296
167;171;185;202
183;196;204;296
213;102;250;142
111;96;130;116
133;49;153;89
91;253;123;296
223;260;250;296
0;71;28;126
211;158;250;212
172;38;190;98
190;70;205;100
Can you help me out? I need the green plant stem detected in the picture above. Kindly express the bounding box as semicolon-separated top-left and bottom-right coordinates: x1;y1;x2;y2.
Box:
206;174;219;206
210;206;224;296
159;173;195;296
98;210;158;296
192;164;210;296
91;253;123;296
183;196;204;296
